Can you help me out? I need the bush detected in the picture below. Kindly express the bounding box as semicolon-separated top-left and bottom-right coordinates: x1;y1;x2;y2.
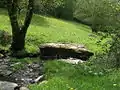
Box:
108;36;120;68
34;0;64;15
90;54;112;69
0;0;6;8
34;0;74;20
90;36;120;69
0;30;11;46
87;32;120;69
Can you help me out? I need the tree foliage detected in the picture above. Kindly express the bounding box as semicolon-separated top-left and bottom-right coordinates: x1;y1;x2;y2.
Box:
34;0;64;14
34;0;74;20
74;0;120;32
0;0;6;8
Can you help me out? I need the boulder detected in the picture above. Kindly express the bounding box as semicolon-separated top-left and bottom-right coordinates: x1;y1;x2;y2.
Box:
0;81;18;90
40;43;93;60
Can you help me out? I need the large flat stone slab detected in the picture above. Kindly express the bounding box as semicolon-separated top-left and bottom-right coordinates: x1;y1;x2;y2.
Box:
40;43;93;60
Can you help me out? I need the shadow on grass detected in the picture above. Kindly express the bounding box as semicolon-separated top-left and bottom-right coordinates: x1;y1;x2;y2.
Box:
0;8;8;16
71;21;92;33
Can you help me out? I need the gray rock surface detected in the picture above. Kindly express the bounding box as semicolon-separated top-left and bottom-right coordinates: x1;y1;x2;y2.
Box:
0;81;18;90
60;58;86;64
20;87;29;90
0;58;13;76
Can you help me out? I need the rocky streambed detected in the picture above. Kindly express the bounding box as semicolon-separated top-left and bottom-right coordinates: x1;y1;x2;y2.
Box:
0;57;44;90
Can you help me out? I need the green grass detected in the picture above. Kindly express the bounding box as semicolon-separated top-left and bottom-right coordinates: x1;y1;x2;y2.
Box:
0;8;109;53
29;61;120;90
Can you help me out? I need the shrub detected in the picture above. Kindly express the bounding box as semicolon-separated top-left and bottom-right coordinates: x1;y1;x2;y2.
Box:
90;37;120;69
0;30;11;46
34;0;74;20
108;35;120;68
88;32;120;69
0;0;6;8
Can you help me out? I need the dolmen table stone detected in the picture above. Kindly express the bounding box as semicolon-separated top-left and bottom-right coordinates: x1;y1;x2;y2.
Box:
40;43;93;61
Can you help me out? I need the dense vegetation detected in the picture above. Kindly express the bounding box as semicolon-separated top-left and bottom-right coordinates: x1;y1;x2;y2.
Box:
0;0;120;90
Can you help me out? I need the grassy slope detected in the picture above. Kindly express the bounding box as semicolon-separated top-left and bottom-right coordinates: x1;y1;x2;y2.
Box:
0;9;118;90
0;8;106;53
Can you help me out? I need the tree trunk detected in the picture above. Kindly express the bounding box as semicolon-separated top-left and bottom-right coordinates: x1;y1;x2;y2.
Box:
11;31;26;51
7;0;34;52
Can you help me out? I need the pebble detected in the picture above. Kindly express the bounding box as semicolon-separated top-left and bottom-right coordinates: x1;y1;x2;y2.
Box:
20;87;29;90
